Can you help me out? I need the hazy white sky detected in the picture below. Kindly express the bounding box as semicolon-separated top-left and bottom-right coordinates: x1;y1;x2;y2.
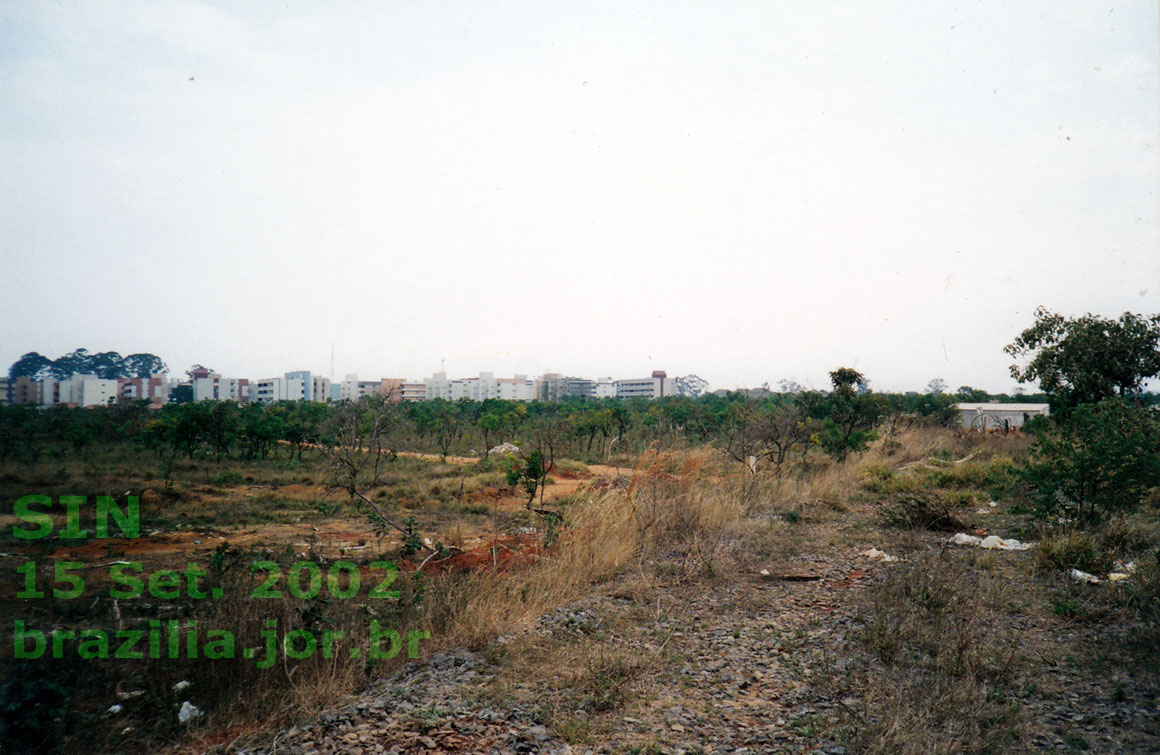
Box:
2;1;1157;392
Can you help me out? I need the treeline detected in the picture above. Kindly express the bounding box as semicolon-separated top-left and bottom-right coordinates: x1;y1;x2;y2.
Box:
8;348;167;381
0;372;979;469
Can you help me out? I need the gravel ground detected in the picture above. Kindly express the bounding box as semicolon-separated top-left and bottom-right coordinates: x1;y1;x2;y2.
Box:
225;533;1159;754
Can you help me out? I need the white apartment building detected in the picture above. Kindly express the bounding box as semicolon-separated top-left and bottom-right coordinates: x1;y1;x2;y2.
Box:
595;377;616;398
615;371;678;400
282;371;330;402
424;372;452;400
339;374;389;401
192;373;245;402
340;374;362;402
422;372;538;402
497;375;537;401
401;381;427;402
252;377;284;404
40;374;119;407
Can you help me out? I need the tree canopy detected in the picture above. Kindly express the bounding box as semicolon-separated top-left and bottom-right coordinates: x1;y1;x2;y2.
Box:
1005;307;1160;410
7;348;168;381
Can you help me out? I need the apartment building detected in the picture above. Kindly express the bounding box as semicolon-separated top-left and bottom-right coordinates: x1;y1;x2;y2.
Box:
40;374;119;407
401;381;427;402
615;370;677;400
192;373;246;403
118;375;170;406
283;371;330;402
538;373;610;401
497;375;537;401
340;374;394;402
11;377;38;405
252;377;284;404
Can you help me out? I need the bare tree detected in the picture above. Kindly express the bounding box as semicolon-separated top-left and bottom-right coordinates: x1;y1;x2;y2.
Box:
318;397;433;551
719;399;814;477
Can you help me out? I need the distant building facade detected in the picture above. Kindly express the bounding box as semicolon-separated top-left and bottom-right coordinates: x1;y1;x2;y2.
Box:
118;375;170;406
40;374;119;407
401;381;427;402
538;373;599;401
616;371;677;400
954;402;1049;431
193;373;246;403
11;377;38;405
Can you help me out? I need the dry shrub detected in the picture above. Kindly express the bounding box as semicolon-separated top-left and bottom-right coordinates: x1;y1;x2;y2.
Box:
629;449;743;544
837;550;1025;754
1098;513;1160;558
431;492;639;649
1036;530;1114;575
880;492;967;532
559;644;657;714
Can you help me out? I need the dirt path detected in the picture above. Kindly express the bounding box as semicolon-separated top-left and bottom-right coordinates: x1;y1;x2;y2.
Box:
205;537;876;754
215;518;1160;755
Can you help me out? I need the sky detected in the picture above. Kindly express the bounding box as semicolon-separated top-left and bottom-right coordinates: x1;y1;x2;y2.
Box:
2;1;1158;393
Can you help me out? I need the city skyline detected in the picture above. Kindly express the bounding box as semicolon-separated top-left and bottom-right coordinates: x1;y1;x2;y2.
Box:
3;2;1157;394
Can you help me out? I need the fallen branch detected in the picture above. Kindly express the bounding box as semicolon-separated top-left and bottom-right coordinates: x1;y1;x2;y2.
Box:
897;450;978;471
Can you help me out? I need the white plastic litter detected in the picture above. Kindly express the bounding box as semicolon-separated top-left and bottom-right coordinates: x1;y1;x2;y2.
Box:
949;533;1032;551
107;704;123;714
981;535;1032;551
860;548;899;563
1069;568;1102;585
178;701;202;723
172;680;191;693
489;442;520;454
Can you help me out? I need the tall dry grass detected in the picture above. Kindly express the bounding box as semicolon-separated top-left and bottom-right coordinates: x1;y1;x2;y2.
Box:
430;447;747;648
171;446;753;751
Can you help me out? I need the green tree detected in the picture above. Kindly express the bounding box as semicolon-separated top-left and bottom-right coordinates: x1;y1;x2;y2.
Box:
7;352;53;380
1022;397;1160;522
1005;307;1160;412
478;411;502;457
816;367;886;461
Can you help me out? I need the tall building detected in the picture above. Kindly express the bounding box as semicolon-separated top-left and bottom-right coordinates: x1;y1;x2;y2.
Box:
340;373;390;401
253;377;284;404
401;381;427;402
615;370;677;400
118;375;170;406
11;377;39;405
538;373;598;401
283;371;330;402
192;373;246;402
41;374;119;407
